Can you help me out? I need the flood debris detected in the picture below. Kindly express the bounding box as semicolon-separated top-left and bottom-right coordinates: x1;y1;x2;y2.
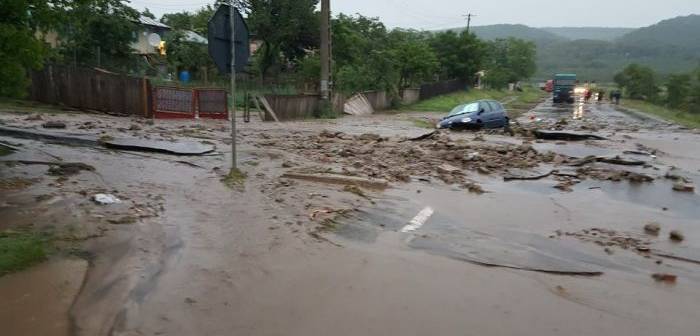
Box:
669;230;685;242
93;194;122;205
282;173;389;189
503;169;555;181
672;182;695;193
652;273;678;284
558;228;654;255
644;222;661;235
533;130;607;141
2;160;96;176
41;121;66;129
569;155;646;167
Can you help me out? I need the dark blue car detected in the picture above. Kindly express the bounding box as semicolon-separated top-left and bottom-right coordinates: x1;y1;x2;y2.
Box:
437;100;509;130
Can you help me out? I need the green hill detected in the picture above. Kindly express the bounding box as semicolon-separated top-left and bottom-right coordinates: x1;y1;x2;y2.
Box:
449;16;700;81
467;24;564;44
541;27;635;41
617;15;700;52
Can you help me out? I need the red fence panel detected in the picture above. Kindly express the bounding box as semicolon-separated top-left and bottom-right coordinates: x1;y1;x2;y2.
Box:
196;89;229;119
153;87;196;119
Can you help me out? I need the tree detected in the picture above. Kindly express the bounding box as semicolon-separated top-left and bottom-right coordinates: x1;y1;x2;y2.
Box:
332;14;395;93
161;5;216;36
0;0;62;97
689;68;700;114
614;64;659;100
485;38;537;89
387;30;438;89
666;74;692;109
141;8;156;20
428;31;485;81
241;0;320;80
55;0;140;70
165;30;211;73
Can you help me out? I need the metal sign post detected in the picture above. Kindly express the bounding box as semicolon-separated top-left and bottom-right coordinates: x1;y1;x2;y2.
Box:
229;0;237;169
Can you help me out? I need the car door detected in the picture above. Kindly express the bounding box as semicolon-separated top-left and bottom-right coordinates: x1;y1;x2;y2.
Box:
478;102;493;127
490;101;506;127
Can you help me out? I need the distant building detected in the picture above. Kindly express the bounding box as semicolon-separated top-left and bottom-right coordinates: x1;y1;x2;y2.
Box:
133;15;207;55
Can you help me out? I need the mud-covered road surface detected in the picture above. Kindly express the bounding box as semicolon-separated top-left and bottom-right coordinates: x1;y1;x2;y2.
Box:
1;96;699;336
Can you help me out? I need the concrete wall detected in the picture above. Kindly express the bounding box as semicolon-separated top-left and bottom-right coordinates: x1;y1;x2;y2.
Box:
401;88;420;105
362;90;392;111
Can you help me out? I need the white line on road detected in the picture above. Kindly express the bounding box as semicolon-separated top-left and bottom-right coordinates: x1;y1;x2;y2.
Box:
400;207;434;233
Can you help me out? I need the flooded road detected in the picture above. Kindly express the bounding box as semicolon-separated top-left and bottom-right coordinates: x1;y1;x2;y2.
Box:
1;97;699;335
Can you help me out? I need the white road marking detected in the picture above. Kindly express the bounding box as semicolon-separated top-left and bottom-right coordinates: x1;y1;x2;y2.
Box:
400;207;434;233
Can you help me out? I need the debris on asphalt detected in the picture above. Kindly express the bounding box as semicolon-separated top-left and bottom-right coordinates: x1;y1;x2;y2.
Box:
93;194;122;205
42;121;67;129
533;130;607;141
282;172;389;189
669;230;685;242
558;228;653;254
672;182;695;193
108;216;138;225
644;222;661;235
652;273;678;284
503;169;555;181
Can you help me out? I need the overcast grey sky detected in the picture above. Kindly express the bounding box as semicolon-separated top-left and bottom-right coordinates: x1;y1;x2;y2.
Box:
130;0;700;29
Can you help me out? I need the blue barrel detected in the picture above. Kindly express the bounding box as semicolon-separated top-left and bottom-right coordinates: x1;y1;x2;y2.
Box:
179;70;191;83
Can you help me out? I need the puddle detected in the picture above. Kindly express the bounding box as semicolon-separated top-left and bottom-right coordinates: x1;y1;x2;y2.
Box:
0;258;88;336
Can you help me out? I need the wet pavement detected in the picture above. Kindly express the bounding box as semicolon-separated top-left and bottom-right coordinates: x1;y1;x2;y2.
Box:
1;96;700;335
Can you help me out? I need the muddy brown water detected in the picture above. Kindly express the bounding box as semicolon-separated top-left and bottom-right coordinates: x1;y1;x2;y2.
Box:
1;99;700;335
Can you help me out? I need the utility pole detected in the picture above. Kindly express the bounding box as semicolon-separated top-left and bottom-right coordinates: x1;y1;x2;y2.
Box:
464;13;476;33
320;0;330;101
229;0;237;169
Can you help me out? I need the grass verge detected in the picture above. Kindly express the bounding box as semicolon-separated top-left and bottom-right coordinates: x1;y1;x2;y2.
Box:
621;100;700;129
0;231;50;276
406;87;546;113
222;168;247;188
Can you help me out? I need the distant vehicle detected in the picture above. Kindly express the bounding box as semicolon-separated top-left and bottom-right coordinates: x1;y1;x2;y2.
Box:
544;80;554;93
553;74;577;104
437;100;509;130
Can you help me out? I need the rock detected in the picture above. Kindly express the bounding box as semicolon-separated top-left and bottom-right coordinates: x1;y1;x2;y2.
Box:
652;273;677;284
477;167;491;175
129;124;142;131
25;114;43;121
93;194;121;205
42;121;66;129
358;133;381;142
669;230;685;242
644;222;661;235
108;216;137;225
672;182;695;193
437;164;462;175
282;160;296;168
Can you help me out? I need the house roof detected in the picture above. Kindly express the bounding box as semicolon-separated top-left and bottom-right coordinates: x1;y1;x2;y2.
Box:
183;30;208;45
137;15;171;29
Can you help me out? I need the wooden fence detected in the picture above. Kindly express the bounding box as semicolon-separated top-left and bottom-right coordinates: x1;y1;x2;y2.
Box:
419;79;468;101
29;65;150;117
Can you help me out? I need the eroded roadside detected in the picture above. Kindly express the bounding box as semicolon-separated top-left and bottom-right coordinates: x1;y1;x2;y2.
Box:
1;98;700;335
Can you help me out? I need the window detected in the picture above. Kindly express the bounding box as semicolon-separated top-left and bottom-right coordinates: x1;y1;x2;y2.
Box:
448;103;480;116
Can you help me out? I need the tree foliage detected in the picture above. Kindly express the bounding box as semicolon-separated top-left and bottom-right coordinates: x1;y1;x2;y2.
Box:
0;0;53;97
614;64;659;101
161;5;216;36
165;30;211;73
484;38;537;89
55;0;139;69
666;73;692;109
241;0;320;79
429;31;485;81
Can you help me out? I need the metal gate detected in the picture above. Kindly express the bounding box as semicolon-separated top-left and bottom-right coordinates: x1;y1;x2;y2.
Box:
153;87;229;120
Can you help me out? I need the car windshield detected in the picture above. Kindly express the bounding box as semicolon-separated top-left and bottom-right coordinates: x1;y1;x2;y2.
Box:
448;103;479;116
